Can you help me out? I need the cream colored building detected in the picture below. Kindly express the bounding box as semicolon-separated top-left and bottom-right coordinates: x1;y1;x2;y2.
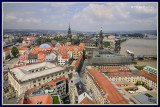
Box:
106;70;157;90
85;69;131;104
8;62;74;96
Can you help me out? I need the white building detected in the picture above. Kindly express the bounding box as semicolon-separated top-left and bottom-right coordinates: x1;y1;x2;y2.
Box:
58;50;72;66
8;62;73;96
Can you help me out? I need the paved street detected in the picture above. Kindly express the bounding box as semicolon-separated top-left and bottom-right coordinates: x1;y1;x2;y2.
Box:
3;58;18;104
3;57;18;70
3;80;17;104
79;59;88;78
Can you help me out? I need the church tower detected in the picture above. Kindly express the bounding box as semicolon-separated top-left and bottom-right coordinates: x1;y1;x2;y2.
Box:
98;27;103;49
66;24;72;46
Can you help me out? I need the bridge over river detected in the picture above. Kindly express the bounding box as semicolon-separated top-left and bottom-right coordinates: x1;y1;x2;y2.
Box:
134;55;157;59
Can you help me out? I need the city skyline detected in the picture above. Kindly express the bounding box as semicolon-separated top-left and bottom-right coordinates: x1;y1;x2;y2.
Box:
3;2;157;32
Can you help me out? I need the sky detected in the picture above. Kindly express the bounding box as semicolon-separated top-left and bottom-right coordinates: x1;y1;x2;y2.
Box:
3;2;157;32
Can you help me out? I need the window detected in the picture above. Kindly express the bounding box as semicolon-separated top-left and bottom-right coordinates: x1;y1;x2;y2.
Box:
43;78;45;80
47;76;49;79
33;80;36;83
34;85;36;87
38;79;41;81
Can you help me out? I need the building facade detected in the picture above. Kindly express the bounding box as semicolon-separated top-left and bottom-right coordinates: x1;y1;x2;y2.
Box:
8;62;74;96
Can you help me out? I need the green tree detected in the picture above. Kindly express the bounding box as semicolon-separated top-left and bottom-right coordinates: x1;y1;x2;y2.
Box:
104;41;110;47
37;37;42;45
17;37;23;43
11;47;19;57
73;39;80;45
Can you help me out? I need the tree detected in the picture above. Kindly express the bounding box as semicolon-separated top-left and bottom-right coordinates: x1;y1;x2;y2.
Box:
73;39;80;45
17;37;23;43
37;37;42;45
11;47;19;57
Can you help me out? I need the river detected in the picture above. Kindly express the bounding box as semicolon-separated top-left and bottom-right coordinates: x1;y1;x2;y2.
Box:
120;39;157;68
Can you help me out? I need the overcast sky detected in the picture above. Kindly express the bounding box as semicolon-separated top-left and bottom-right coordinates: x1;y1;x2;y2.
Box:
3;2;157;32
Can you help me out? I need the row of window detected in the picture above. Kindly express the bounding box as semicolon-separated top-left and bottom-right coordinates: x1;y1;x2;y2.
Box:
33;72;65;83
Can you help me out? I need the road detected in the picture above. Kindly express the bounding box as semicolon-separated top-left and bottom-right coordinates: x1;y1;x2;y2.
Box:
3;80;17;104
3;58;18;71
3;58;18;104
79;59;88;78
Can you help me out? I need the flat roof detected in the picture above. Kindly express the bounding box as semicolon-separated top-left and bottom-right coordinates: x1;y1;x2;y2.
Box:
88;49;134;65
133;93;157;104
10;62;66;82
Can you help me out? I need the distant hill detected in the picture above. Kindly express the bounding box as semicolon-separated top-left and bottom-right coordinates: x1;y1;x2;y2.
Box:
3;29;84;34
3;29;157;35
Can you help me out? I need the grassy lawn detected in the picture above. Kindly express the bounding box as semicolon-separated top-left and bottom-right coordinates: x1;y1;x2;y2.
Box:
45;87;51;90
52;96;60;104
135;66;146;70
103;41;110;47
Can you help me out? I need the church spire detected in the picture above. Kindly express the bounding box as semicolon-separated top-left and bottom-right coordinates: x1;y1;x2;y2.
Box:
68;24;71;34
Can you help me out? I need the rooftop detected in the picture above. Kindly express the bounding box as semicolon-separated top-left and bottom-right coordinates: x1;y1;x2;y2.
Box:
88;49;134;65
11;62;66;82
88;69;129;104
133;93;157;104
79;97;94;104
39;43;51;48
24;94;52;104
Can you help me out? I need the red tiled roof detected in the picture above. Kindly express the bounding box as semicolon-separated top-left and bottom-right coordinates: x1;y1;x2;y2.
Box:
24;94;52;104
105;69;157;83
140;70;157;83
46;81;56;87
17;93;25;104
53;75;66;82
88;69;129;104
116;83;130;86
59;49;69;59
3;48;11;52
101;68;130;73
80;97;94;104
105;72;133;77
25;86;41;96
124;86;138;90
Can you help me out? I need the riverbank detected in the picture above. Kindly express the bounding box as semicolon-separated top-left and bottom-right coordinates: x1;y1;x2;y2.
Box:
120;39;157;69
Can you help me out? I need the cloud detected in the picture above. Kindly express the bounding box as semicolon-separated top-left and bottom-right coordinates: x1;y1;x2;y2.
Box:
73;4;114;25
3;2;157;31
41;8;51;13
50;3;77;8
17;17;41;24
72;3;157;31
3;13;17;21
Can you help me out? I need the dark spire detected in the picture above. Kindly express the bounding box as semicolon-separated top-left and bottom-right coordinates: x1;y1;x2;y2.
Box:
68;24;71;34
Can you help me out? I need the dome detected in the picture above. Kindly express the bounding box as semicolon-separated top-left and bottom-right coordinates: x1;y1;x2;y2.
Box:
39;43;51;48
